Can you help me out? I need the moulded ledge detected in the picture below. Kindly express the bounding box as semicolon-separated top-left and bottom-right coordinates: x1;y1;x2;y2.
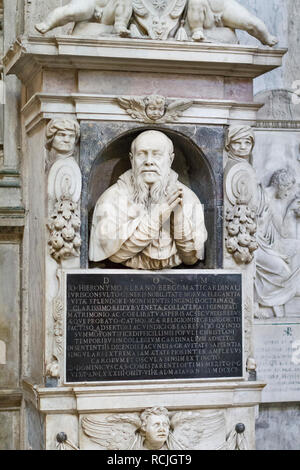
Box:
22;378;266;414
3;35;287;84
21;92;263;133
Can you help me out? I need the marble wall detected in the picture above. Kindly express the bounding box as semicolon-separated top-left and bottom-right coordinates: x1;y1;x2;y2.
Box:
256;404;300;451
239;0;300;95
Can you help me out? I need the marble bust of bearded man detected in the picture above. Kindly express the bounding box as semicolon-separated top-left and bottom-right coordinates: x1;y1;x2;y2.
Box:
89;130;207;270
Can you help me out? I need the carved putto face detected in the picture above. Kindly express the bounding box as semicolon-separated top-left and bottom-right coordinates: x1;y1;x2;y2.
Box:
269;169;296;200
144;414;170;449
145;96;166;121
275;182;295;200
130;131;174;186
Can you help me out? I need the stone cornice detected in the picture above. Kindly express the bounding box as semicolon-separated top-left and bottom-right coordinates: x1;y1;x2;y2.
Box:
3;36;287;84
22;378;266;414
21;92;263;133
256;120;300;130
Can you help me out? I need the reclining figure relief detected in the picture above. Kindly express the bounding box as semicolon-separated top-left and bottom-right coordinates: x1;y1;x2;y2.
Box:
35;0;133;37
186;0;278;46
35;0;278;47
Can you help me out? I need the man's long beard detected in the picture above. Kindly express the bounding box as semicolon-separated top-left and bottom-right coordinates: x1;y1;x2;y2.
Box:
132;170;169;209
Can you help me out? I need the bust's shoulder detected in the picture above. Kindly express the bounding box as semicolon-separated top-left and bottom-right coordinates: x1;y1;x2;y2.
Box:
95;170;133;204
180;183;202;205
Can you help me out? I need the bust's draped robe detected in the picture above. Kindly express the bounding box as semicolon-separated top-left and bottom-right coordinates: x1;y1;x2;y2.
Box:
89;170;207;269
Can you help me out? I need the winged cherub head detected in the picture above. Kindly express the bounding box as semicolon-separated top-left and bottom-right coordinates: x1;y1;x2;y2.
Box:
144;95;166;121
139;407;170;450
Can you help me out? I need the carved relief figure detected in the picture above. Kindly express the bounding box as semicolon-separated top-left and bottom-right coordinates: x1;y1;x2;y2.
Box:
46;118;81;159
47;118;82;263
136;407;176;449
224;125;258;264
186;0;278;45
89;130;207;269
35;0;132;37
81;407;246;450
117;94;193;123
34;0;278;46
255;169;300;318
224;125;254;168
131;0;186;40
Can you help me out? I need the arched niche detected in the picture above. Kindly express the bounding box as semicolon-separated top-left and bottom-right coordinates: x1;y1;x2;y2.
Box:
84;126;221;270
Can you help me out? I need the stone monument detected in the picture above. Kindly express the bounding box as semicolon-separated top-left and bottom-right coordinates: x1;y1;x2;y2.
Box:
1;0;288;450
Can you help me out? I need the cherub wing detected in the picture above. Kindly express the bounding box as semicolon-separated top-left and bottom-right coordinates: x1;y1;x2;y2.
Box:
164;99;193;121
117;96;147;121
169;411;205;449
132;0;149;17
170;410;227;450
81;414;141;450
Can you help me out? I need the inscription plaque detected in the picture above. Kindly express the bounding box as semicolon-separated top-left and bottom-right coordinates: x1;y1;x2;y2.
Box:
65;271;243;382
254;321;300;403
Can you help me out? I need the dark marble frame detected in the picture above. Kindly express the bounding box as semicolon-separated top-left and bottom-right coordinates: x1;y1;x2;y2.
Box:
79;121;225;269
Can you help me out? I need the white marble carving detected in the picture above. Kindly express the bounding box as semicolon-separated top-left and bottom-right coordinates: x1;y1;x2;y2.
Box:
224;126;258;264
48;195;82;262
46;118;82;380
81;407;246;450
131;0;186;40
254;168;300;319
47;118;82;264
33;0;278;46
186;0;278;46
89;130;207;270
117;95;193;123
35;0;133;37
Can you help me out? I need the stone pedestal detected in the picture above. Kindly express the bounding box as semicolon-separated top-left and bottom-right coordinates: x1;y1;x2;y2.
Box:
3;35;286;450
